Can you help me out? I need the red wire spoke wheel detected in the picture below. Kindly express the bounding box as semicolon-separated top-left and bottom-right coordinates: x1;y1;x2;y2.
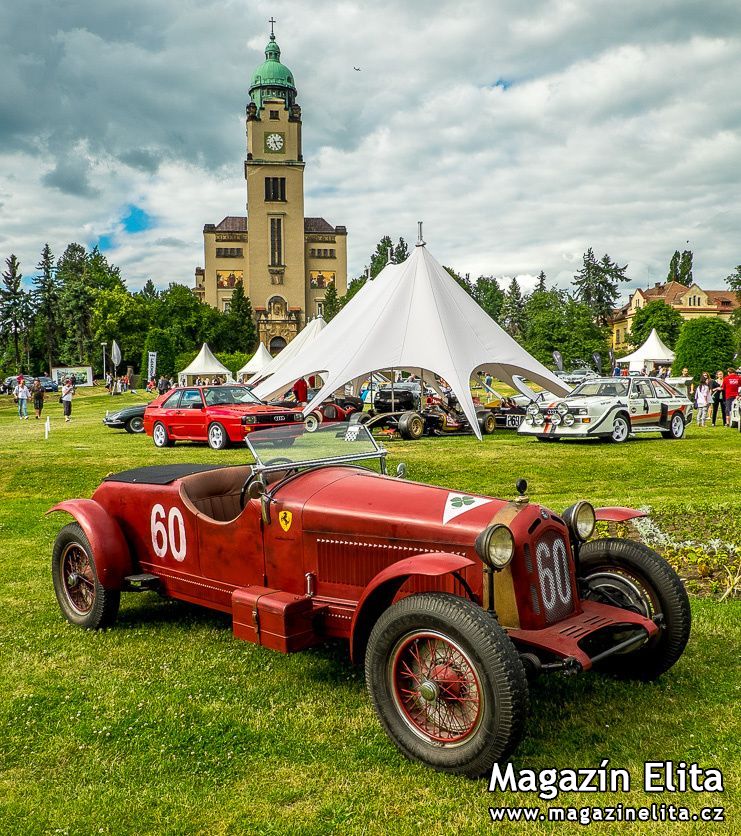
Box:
365;593;528;777
390;630;482;745
52;523;120;629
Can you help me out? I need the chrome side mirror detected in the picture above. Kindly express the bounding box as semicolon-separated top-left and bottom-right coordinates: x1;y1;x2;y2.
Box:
396;462;407;479
247;479;266;500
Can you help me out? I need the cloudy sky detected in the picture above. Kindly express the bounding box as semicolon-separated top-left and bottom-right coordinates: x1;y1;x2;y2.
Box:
1;0;740;298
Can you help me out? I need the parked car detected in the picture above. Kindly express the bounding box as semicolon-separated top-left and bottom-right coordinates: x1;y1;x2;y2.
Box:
103;404;147;434
270;388;363;431
1;374;56;393
518;376;693;442
37;376;59;392
561;366;598;385
49;422;691;777
143;385;303;450
372;382;424;413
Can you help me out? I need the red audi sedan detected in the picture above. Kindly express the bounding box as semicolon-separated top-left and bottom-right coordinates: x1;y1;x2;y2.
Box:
143;385;303;449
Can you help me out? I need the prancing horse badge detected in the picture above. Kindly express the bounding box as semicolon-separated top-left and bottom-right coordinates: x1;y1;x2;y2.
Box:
279;510;293;532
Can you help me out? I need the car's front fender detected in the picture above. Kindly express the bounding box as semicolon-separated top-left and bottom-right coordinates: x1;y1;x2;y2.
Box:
595;506;648;523
349;552;476;664
47;499;132;589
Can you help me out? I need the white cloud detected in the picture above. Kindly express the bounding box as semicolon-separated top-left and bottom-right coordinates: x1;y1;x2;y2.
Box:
0;0;740;296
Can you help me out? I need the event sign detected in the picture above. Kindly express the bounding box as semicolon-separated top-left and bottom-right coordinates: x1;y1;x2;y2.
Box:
51;366;94;387
147;352;157;379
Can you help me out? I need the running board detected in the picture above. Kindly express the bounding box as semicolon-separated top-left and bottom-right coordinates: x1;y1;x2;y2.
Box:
123;573;161;591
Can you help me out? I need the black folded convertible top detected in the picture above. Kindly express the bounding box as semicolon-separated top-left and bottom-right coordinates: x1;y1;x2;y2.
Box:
103;463;227;485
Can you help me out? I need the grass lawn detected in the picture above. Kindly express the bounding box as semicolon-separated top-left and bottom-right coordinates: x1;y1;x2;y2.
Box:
0;390;739;835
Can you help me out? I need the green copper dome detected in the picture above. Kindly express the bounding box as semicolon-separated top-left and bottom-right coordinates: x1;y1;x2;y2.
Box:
249;35;297;112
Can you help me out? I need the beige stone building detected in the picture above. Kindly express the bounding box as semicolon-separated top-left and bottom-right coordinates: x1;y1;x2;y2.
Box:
194;29;347;352
610;280;739;350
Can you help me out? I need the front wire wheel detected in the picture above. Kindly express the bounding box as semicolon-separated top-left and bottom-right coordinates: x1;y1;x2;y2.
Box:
52;523;120;629
365;593;528;776
579;538;691;680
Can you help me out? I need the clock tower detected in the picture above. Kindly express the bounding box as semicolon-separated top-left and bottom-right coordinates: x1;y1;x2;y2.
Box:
195;25;347;352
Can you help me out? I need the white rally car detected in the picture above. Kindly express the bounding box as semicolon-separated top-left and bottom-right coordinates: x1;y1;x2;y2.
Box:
518;376;693;443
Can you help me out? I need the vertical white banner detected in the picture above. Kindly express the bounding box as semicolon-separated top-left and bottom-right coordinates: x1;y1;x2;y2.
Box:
147;351;157;379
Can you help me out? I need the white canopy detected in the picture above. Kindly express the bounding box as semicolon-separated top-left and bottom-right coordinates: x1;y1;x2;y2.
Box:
237;343;272;379
252;244;570;438
617;328;675;372
248;316;327;387
177;343;233;384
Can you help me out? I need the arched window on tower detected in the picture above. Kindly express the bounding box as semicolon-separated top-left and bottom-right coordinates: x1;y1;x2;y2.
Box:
268;296;287;319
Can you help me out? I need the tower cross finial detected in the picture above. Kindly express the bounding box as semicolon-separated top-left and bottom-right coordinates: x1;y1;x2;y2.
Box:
269;16;276;38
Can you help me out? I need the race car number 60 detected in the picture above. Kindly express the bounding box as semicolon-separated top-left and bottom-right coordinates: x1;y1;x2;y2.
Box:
151;504;187;561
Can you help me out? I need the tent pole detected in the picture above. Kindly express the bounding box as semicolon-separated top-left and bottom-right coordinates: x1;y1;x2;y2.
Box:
391;369;395;412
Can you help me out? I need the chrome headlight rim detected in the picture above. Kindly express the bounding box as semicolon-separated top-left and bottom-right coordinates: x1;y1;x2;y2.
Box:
563;413;575;426
556;402;569;416
534;413;545;426
562;501;596;542
474;524;515;570
526;403;539;416
551;413;562;426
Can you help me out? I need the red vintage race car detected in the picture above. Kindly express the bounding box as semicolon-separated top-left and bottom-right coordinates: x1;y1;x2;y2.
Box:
143;385;303;449
49;424;690;777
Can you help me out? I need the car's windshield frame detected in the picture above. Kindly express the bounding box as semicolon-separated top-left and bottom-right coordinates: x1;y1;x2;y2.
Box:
246;423;388;475
203;385;262;406
570;379;630;398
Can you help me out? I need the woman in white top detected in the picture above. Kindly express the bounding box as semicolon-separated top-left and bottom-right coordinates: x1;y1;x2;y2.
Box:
13;379;30;419
695;372;712;427
61;379;75;422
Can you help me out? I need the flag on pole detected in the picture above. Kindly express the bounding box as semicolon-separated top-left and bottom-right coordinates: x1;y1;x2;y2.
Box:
147;351;157;379
111;340;122;368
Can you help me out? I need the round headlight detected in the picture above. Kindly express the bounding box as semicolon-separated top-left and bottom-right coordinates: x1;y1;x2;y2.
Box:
563;413;575;426
556;402;569;416
475;524;515;570
527;403;539;416
525;414;534;425
534;413;545;426
551;414;562;426
563;501;596;541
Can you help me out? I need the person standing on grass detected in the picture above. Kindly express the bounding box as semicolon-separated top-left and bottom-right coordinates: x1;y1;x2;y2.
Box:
694;373;712;427
721;367;740;426
31;378;44;419
61;378;75;422
13;379;30;419
710;371;725;426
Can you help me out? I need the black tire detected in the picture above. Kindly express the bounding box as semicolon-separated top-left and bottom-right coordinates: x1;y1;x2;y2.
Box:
661;412;685;440
152;421;173;448
52;523;120;629
365;593;529;777
579;538;691;680
609;413;630;443
477;410;496;435
207;422;229;450
398;411;425;440
304;411;322;432
125;415;144;434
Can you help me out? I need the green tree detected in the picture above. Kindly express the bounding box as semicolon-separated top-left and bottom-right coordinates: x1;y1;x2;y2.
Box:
369;235;394;278
534;271;547;294
137;279;160;301
225;280;257;352
726;265;741;338
471;276;504;322
667;250;681;283
86;247;125;291
443;266;473;295
522;289;569;366
628;300;684;349
322;282;341;322
573;249;629;326
678;250;693;286
92;286;152;373
58;244;95;363
672;318;736;377
33;244;63;375
1;255;25;371
393;237;409;263
141;328;177;378
500;277;526;337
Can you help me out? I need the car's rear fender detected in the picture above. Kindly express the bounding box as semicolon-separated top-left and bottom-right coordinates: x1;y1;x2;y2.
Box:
349;552;476;665
47;499;132;589
594;506;648;523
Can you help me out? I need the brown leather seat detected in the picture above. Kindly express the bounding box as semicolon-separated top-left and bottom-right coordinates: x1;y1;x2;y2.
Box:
178;466;252;522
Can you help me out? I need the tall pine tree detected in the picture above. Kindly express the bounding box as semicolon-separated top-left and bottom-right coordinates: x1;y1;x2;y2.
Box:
33;244;63;374
573;249;629;326
534;270;547;294
322;281;341;322
58;244;96;363
1;255;25;371
500;277;526;337
667;250;681;284
226;279;257;353
678;249;693;286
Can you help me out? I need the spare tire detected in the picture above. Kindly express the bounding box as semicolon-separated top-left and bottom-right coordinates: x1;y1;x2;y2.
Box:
398;411;425;440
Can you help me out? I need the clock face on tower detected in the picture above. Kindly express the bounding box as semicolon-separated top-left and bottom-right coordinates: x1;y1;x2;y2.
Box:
265;132;285;153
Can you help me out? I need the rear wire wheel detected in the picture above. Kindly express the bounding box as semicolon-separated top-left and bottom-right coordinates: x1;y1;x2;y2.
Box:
365;593;528;776
52;523;120;629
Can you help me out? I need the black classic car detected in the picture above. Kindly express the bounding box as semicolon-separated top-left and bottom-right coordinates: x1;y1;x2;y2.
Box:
103;404;146;433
